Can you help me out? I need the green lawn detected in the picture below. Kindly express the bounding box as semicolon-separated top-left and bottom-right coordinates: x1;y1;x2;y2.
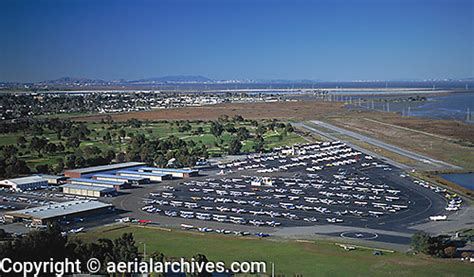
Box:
78;226;473;277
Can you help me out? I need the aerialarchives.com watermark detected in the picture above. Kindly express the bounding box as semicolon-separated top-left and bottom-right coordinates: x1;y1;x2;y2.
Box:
0;257;267;276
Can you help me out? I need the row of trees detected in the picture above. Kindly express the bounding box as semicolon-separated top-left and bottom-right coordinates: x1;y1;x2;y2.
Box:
411;231;471;259
0;225;212;276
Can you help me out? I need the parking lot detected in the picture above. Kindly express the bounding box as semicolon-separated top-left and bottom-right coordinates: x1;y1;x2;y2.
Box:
138;142;456;235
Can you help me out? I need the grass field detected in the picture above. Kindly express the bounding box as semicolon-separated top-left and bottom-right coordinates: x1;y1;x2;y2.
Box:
78;225;473;277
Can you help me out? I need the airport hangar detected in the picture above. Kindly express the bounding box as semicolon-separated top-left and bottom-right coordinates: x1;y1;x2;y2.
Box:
64;162;147;178
61;184;115;198
0;176;48;191
3;200;113;225
60;162;199;197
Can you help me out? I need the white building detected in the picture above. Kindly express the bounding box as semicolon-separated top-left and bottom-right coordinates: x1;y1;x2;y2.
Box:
0;176;48;191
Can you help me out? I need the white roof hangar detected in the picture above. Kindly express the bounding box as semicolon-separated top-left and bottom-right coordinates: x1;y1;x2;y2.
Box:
4;200;113;224
0;176;48;191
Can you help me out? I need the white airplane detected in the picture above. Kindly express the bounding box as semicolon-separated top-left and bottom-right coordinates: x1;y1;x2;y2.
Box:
266;221;281;227
164;210;178;217
249;219;264;226
198;227;213;232
233;200;248;205
196;213;211;220
116;217;131;223
229;217;246;224
326;218;343;223
232;208;247;214
216;206;230;212
213;215;228;222
170;201;183;207
180;211;194;218
303;217;318;223
249;210;265;216
429;215;447;221
69;227;84;234
181;224;194;230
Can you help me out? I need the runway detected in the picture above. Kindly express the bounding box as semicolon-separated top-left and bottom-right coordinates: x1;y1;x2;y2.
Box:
306;120;461;170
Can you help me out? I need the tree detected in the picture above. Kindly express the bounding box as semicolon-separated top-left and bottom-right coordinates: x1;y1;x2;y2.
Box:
65;154;76;169
16;136;27;147
55;158;64;173
210;122;223;137
115;152;126;163
232;115;244;122
75;156;86;168
236;127;250;141
35;164;50;174
461;252;472;259
224;123;236;133
285;123;294;133
256;125;266;136
0;229;7;239
112;233;139;262
103;132;112;144
443;246;457;258
2;145;18;159
194;126;204;135
253;135;265;153
411;231;431;254
192;254;212;277
228;138;242;155
66;137;80;149
30;136;48;154
119;129;126;141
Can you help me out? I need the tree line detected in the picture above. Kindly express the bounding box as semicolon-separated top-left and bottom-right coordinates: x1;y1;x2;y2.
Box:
0;225;213;276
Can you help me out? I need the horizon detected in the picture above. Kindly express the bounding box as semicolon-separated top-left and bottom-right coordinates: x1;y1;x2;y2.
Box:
2;74;474;84
1;0;473;82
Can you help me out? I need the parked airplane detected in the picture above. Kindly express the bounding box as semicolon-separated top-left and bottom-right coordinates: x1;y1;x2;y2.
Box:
429;215;447;221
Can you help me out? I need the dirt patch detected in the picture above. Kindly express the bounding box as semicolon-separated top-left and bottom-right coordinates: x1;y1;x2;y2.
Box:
71;101;344;122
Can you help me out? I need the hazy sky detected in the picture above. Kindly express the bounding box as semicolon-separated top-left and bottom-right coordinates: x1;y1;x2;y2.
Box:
0;0;472;82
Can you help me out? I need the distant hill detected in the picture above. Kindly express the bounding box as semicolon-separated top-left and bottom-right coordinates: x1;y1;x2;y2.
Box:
130;75;213;84
38;77;111;85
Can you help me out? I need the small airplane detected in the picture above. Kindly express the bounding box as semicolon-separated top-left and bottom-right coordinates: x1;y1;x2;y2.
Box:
198;227;213;232
429;215;447;221
69;227;84;233
181;224;194;230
